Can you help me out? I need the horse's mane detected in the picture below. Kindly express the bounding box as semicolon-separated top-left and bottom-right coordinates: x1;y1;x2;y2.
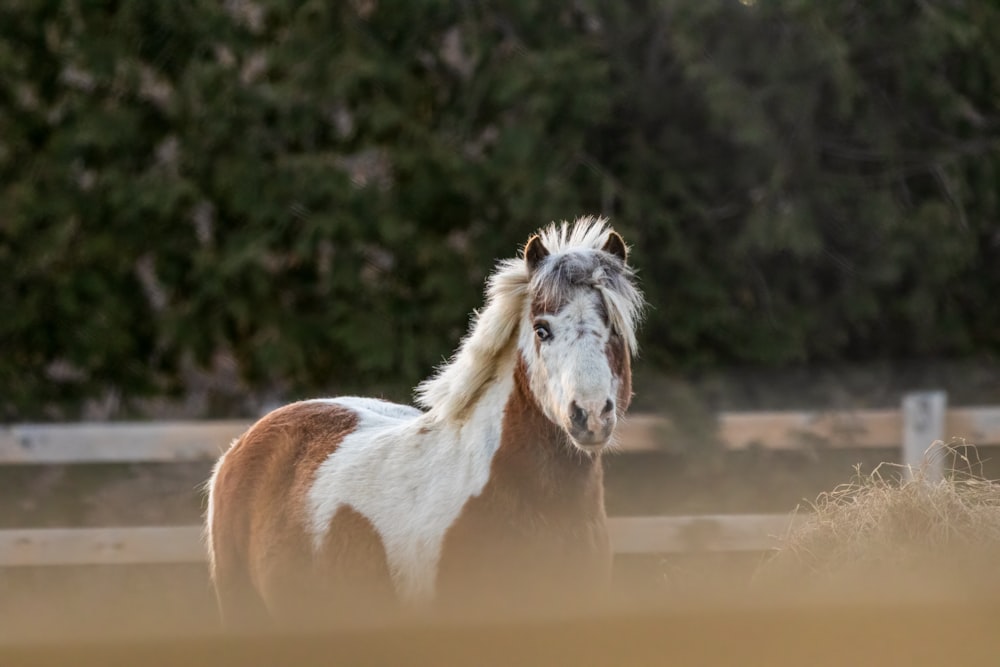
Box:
415;216;644;422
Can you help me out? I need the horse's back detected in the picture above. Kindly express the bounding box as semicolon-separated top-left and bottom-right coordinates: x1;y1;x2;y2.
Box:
302;397;423;426
207;397;420;626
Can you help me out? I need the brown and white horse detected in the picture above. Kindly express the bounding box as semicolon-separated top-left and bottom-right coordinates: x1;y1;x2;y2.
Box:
205;216;644;626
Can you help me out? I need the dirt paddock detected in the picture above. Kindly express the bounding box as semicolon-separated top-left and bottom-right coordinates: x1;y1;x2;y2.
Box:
2;598;998;667
2;558;999;667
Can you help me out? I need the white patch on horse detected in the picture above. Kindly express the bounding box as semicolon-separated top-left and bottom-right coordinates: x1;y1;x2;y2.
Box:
520;290;619;442
304;374;513;604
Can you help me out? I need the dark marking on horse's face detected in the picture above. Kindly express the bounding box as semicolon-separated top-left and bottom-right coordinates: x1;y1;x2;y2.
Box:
605;332;632;413
605;333;624;377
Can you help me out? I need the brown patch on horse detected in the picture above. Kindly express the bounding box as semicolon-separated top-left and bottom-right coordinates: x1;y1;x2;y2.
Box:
306;505;395;621
606;332;632;413
209;401;391;626
435;356;612;613
530;292;562;318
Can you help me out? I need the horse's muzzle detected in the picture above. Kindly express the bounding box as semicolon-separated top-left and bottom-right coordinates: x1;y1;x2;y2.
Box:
567;399;615;449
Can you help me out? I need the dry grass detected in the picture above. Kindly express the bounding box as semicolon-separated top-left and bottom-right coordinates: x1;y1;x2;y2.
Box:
758;440;1000;595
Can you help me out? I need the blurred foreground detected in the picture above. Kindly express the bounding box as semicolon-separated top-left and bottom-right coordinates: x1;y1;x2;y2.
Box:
1;555;999;667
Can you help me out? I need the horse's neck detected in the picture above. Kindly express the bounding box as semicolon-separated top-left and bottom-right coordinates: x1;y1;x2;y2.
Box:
432;357;608;605
490;357;605;513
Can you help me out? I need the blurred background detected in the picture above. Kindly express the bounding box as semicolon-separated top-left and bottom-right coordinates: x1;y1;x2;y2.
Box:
1;0;1000;636
3;0;999;421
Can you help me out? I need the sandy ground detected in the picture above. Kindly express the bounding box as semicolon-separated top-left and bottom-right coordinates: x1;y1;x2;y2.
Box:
5;605;1000;667
1;562;998;667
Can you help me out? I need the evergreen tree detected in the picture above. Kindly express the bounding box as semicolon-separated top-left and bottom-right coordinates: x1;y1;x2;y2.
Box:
1;0;997;418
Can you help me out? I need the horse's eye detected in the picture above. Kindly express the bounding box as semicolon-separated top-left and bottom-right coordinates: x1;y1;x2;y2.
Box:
534;322;552;342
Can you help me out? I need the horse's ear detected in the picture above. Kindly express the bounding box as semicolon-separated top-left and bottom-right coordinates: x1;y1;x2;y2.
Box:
524;234;549;273
602;231;628;263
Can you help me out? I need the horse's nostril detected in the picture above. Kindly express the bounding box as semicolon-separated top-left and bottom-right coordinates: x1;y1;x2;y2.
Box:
602;399;614;416
570;401;588;429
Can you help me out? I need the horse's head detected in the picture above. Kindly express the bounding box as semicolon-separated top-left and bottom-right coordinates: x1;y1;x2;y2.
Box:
518;223;644;454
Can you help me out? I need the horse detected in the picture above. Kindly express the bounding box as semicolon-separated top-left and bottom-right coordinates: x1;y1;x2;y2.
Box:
205;216;645;627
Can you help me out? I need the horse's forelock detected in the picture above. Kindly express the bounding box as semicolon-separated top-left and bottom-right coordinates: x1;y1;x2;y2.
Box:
530;249;643;355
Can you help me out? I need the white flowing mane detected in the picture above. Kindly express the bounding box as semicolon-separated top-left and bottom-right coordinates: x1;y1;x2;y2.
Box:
415;216;644;423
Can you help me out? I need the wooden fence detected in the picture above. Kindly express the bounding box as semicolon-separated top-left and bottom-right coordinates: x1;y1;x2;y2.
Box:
5;393;1000;465
0;515;803;567
2;391;996;567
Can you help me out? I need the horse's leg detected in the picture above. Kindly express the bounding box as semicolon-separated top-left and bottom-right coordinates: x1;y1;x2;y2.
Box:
255;507;398;630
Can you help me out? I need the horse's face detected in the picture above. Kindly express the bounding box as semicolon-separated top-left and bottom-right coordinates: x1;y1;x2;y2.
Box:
521;233;633;454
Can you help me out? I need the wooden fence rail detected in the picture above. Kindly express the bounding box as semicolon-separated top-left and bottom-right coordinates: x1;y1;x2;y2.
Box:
0;515;800;567
2;401;999;465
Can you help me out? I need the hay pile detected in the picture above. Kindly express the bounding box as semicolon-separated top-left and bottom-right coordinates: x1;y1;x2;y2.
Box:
759;442;1000;594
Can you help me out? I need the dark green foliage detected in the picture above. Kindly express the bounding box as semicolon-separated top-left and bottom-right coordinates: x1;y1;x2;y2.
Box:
1;0;998;418
597;0;1000;368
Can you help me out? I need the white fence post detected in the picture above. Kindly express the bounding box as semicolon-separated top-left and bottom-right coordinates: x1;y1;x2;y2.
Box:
901;391;947;482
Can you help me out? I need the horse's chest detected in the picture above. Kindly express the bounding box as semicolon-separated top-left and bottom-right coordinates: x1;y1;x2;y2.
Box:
434;502;611;606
